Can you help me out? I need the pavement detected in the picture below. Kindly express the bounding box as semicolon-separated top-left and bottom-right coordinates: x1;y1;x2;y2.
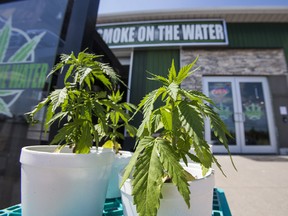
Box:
213;155;288;216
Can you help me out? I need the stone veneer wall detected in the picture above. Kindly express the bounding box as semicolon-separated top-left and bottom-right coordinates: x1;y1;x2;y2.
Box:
181;49;288;91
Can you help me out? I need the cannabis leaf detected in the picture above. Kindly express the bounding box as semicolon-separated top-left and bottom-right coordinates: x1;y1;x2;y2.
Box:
132;137;163;216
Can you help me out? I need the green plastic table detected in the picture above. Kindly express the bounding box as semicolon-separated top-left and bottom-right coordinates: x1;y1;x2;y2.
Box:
0;188;231;216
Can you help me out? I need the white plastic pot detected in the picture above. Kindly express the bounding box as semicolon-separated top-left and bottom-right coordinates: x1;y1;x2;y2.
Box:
106;150;133;199
20;145;115;216
120;163;215;216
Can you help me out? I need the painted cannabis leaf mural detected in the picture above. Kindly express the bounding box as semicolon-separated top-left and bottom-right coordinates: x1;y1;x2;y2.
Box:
0;17;45;63
0;17;45;117
0;90;23;117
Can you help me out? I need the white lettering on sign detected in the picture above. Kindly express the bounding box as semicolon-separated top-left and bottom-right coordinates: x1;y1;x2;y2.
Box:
165;25;173;40
98;27;136;43
195;25;203;40
146;26;154;41
120;27;129;42
97;20;228;47
174;25;180;40
201;24;209;40
209;24;216;40
112;28;121;43
157;25;181;41
137;26;155;42
138;26;146;42
182;24;195;40
158;25;165;41
128;27;135;42
181;24;225;40
215;24;224;40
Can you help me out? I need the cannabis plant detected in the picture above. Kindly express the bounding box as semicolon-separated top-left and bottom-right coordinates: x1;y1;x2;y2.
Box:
26;51;125;153
100;90;137;153
121;58;235;216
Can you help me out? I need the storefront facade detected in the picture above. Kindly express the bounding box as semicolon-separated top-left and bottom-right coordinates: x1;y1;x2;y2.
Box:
97;8;288;154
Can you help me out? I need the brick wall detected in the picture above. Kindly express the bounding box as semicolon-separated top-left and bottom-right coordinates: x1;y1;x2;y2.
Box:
181;49;288;91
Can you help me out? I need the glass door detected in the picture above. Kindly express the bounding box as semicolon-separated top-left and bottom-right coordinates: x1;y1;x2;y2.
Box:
203;77;276;154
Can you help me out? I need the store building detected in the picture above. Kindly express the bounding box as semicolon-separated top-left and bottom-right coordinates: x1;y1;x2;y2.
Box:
97;6;288;154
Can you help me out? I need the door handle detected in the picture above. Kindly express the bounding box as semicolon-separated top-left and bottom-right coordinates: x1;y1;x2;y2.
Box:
233;113;245;122
241;113;246;122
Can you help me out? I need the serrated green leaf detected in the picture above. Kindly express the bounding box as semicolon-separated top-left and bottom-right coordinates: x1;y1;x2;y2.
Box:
157;139;193;207
168;59;177;82
120;137;154;188
73;122;92;153
147;72;169;86
25;97;50;123
192;135;213;170
178;101;204;138
125;124;137;137
160;107;172;131
64;65;75;83
95;74;112;89
212;154;226;177
79;67;92;86
46;111;68;127
167;82;179;101
137;87;166;137
151;109;163;132
122;102;136;112
50;88;68;112
50;119;85;147
132;138;163;216
97;62;120;87
189;90;214;104
44;104;53;133
176;56;198;84
186;152;201;164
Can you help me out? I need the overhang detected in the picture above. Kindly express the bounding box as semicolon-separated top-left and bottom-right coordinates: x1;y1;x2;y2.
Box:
97;7;288;24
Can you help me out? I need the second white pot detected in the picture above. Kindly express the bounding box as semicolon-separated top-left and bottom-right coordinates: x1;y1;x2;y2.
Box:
120;162;215;216
106;150;133;199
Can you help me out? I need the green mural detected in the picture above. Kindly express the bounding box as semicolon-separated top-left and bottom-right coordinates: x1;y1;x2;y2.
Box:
0;17;48;117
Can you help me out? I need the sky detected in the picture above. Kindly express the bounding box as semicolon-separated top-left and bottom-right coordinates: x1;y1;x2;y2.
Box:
99;0;288;15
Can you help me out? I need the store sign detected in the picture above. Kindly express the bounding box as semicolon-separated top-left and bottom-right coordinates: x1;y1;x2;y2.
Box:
97;20;228;48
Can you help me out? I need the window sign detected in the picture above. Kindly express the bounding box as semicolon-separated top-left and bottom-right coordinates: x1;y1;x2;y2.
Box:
0;0;70;208
0;0;68;122
97;20;228;48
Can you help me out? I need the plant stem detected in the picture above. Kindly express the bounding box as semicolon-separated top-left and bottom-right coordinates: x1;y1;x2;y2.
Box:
171;98;177;148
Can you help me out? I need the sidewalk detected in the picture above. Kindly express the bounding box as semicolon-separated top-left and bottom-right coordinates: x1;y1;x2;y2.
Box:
214;155;288;216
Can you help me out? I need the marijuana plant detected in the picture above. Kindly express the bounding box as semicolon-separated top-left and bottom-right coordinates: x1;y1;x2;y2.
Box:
100;90;137;153
121;58;235;216
26;51;125;153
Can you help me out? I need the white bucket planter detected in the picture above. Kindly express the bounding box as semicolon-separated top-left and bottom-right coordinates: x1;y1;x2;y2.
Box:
120;163;215;216
20;145;115;216
106;150;133;199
